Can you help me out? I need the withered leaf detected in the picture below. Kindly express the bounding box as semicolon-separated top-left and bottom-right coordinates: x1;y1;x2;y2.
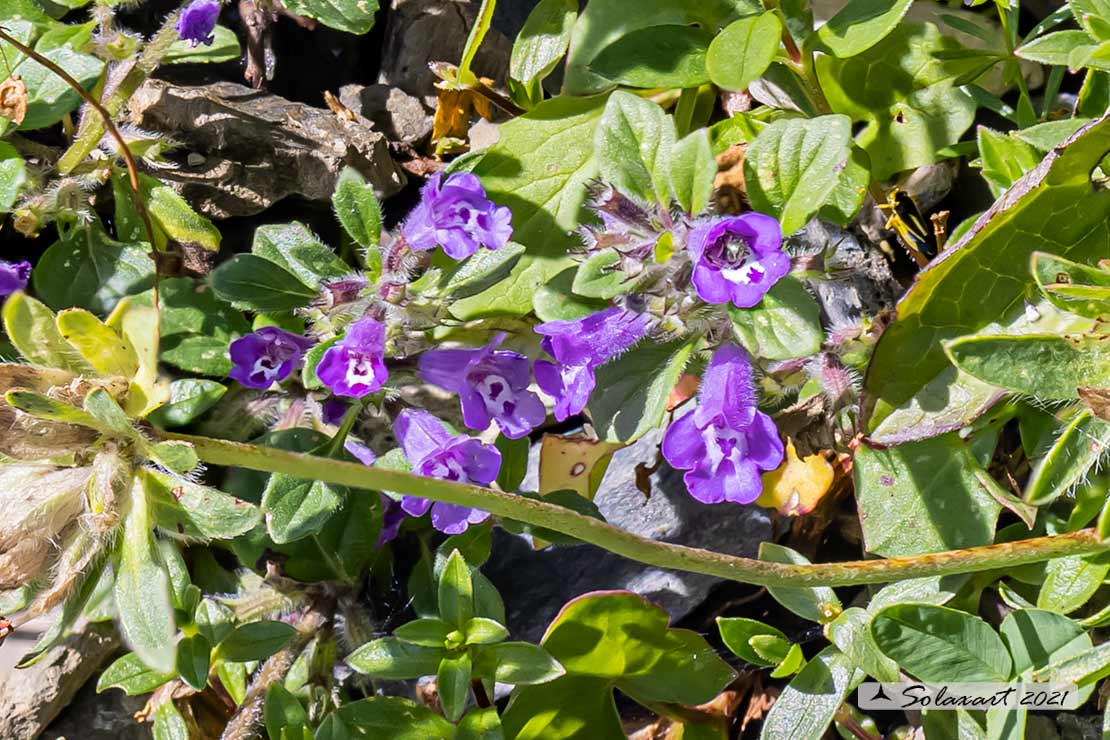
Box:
0;74;27;126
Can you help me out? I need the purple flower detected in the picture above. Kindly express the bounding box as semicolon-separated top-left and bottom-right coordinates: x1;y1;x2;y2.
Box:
321;398;350;426
418;334;545;439
686;213;789;308
533;307;652;421
176;0;220;46
317;318;388;398
344;439;405;546
401;173;512;260
228;327;313;390
0;260;30;296
394;409;500;535
662;344;783;505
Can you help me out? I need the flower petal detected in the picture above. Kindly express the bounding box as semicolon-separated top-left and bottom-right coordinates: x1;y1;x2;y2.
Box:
662;411;706;472
394;409;454;465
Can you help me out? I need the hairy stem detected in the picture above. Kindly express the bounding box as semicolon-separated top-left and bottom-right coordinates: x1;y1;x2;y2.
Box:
0;26;157;253
172;432;1110;588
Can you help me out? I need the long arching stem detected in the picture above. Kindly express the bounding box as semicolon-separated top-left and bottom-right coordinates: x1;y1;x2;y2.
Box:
171;432;1109;588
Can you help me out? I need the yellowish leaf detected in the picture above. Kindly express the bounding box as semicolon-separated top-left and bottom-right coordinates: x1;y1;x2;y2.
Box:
538;433;623;499
756;440;834;516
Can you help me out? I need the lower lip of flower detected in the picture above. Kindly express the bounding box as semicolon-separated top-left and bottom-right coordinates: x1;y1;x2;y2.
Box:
475;373;514;416
423;455;467;482
704;422;746;469
708;237;765;285
344;353;376;387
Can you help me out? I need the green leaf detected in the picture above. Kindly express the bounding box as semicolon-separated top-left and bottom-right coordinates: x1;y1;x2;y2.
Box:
163;25;241;64
15;44;104;131
825;607;900;682
219;621;296;663
759;543;842;624
976;126;1042;198
480;642;564;684
743;115;852;234
34;222;155;314
261;472;345;544
1017;30;1097;66
152;700;190;740
532;268;608;321
760;647;861;740
595;91;675;206
1032;251;1110;319
265;682;309;740
148;379;227;427
252;223;349;289
176;634;211;690
816;23;975;180
195;598;234;647
563;0;749;95
706;12;782;92
97;652;173;695
571;248;625;299
590;24;712;89
1;292;92;373
438;652;472;723
1038;554;1110;614
591;339;694;443
502;676;624;740
1033;640;1110;685
138;173;221;252
56;308;139;378
453;96;606;318
218;661;248;705
395;617;453;647
871;604;1012;681
457;707;503;740
465;617;509;645
144;469;261;540
864;115;1110;429
669;129;716;215
510;0;577;87
323;697;456;739
439;549;475;628
0;141;28;212
854;434;1002;557
495;434;529;492
346;637;446;679
1026;410;1110;504
210;254;317;313
161;335;232;376
946;333;1110;400
717;617;790;667
769;642;805;678
333;167;382;249
729;276;823;360
442;242;527;296
816;0;915;57
114;480;176;673
277;0;376;34
1001;609;1092;679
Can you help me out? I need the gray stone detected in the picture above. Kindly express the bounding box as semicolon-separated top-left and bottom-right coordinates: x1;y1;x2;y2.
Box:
338;84;434;145
483;429;773;643
128;80;406;219
377;0;513;107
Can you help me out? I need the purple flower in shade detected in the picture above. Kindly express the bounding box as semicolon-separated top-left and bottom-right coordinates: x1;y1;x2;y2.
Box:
344;440;405;546
316;318;388;398
662;344;784;505
0;260;31;296
401;173;512;260
418;334;546;439
175;0;220;46
321;398;350;426
228;327;313;390
686;213;789;308
394;409;500;535
533;307;652;421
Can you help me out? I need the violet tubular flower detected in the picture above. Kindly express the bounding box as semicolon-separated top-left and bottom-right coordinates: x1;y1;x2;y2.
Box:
176;0;220;46
0;260;31;296
418;334;546;439
533;307;652;421
662;344;784;505
317;317;388;398
344;439;405;545
228;327;313;390
401;173;512;259
394;409;500;535
686;213;789;308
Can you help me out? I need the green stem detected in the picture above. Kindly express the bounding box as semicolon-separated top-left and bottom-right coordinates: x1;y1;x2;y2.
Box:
170;432;1109;588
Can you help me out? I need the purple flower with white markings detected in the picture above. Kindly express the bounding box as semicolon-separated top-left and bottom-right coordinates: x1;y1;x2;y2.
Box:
418;334;545;439
394;409;500;535
401;173;512;260
228;327;313;390
176;0;220;46
686;213;788;308
0;260;31;296
662;344;783;505
533;307;652;421
344;439;405;545
316;317;388;398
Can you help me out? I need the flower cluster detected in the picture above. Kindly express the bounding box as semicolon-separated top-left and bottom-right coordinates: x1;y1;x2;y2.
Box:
662;344;783;504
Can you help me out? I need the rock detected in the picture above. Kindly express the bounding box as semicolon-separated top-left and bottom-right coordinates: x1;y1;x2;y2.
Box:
41;674;149;740
128;80;406;219
0;619;123;740
338;84;433;145
377;0;513;107
483;429;773;643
